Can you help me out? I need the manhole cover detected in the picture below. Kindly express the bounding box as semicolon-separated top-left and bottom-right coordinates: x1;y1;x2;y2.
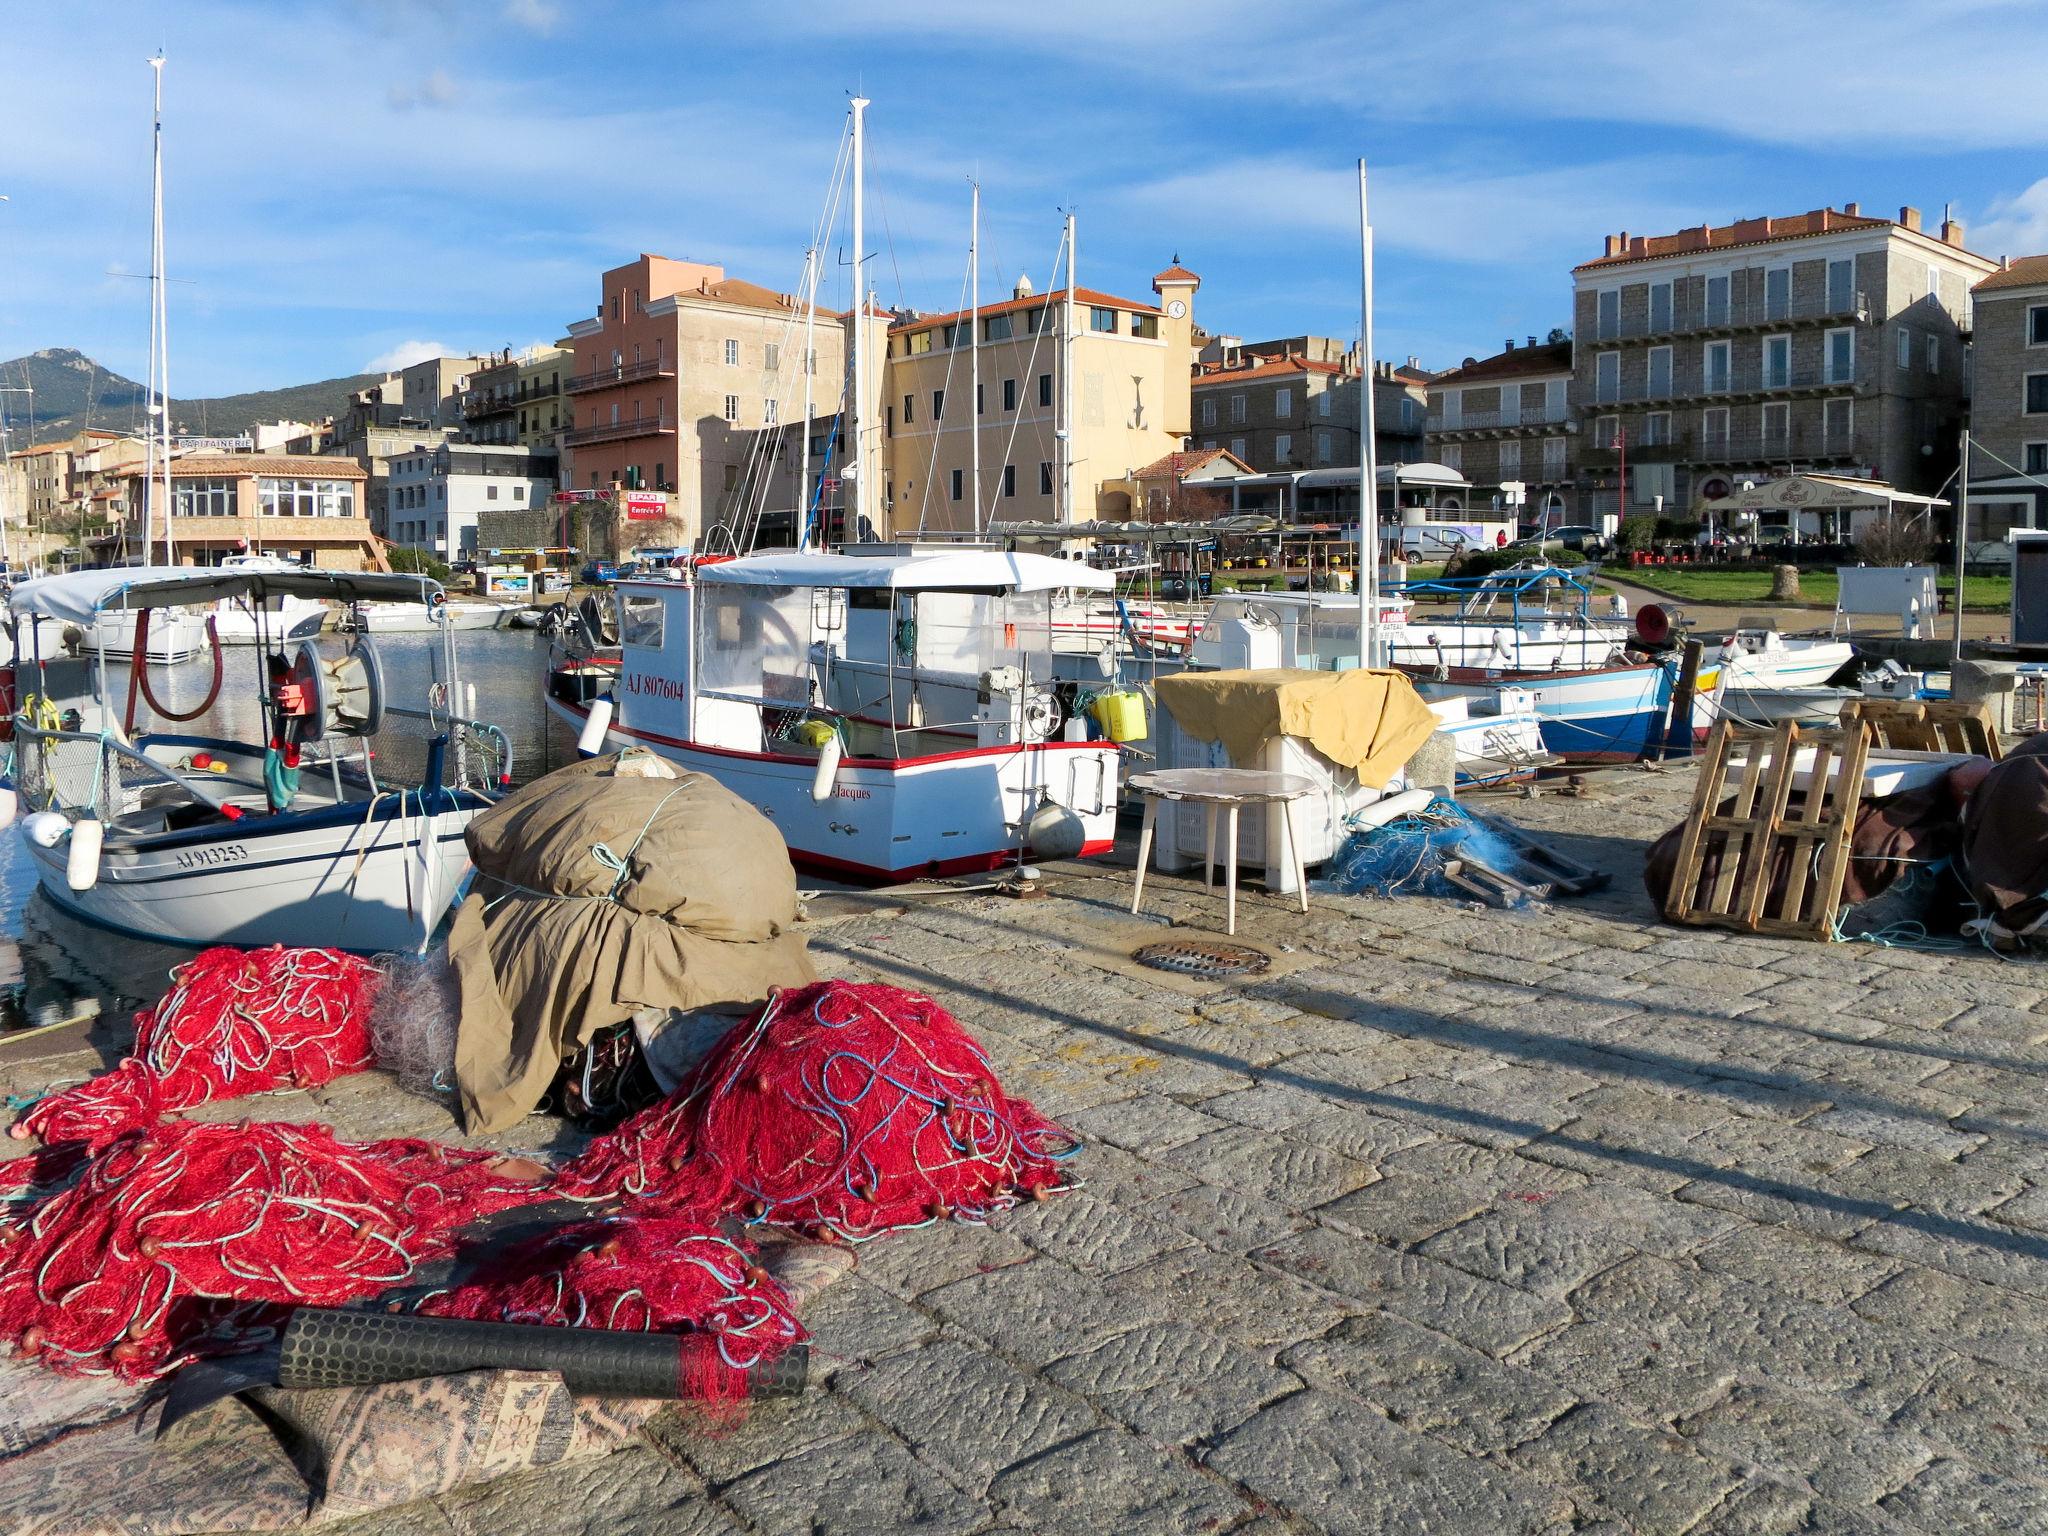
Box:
1131;939;1272;978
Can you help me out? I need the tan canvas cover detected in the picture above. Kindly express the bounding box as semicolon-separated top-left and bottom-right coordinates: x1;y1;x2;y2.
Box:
451;754;815;1132
1155;668;1438;789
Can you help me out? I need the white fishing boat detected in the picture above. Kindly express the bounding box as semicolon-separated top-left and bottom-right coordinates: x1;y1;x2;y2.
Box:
546;550;1123;881
3;565;505;952
1691;628;1861;735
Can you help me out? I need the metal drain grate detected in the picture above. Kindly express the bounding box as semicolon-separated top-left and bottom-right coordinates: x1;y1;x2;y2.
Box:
1131;939;1272;979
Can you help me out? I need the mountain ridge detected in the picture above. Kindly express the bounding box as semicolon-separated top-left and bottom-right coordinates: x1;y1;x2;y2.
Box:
0;349;380;446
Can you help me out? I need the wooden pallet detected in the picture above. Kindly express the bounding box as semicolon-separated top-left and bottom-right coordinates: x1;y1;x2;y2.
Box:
1663;719;1870;940
1841;698;2001;760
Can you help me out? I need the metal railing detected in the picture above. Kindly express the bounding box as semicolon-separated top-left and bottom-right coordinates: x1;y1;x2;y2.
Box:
565;358;677;395
1427;405;1572;432
1580;427;1860;466
1586;360;1867;406
1591;291;1867;342
563;417;677;448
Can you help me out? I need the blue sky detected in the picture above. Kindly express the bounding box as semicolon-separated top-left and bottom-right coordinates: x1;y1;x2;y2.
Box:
3;0;2046;398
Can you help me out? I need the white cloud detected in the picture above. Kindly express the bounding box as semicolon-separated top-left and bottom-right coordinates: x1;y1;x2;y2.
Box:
364;339;455;371
386;67;458;111
503;0;558;33
1974;177;2048;260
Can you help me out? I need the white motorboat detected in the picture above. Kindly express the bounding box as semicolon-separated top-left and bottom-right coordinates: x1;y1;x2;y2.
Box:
4;565;505;952
1692;628;1860;736
202;553;332;645
545;549;1123;882
1425;689;1557;787
348;599;510;634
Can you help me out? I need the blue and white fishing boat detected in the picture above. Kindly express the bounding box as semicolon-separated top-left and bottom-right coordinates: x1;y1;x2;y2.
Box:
2;566;508;952
1418;662;1672;764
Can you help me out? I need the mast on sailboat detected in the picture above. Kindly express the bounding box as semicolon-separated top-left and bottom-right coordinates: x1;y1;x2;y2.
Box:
800;244;817;550
1357;160;1381;667
846;95;869;549
1060;212;1076;525
969;181;980;536
145;53;174;569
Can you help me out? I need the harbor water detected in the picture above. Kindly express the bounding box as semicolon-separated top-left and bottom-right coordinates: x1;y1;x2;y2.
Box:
0;628;578;1040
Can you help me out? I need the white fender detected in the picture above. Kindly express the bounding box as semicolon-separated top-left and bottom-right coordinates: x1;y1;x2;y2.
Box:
66;816;103;892
21;810;67;848
577;696;614;757
0;787;17;830
810;730;844;802
1351;787;1435;829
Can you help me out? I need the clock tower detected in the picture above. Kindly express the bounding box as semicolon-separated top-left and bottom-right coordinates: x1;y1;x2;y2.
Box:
1152;257;1201;440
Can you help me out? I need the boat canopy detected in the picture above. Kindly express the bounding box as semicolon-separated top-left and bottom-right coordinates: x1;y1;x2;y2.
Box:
9;565;445;623
689;550;1114;594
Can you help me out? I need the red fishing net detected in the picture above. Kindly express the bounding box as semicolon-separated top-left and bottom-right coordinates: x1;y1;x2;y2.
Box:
556;981;1079;1240
12;947;379;1151
0;1119;547;1379
419;1215;804;1403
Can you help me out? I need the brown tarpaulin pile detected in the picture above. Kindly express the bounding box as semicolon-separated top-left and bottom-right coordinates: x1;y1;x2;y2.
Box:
1153;668;1439;789
451;752;814;1133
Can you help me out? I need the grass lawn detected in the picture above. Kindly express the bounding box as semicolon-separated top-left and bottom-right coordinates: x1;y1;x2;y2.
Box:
1605;563;2011;613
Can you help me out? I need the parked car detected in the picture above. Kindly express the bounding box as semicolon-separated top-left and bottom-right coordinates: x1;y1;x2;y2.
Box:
579;560;619;586
1514;524;1608;557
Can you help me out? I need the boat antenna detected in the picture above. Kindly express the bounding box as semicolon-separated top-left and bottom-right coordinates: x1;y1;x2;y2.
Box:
1356;159;1380;667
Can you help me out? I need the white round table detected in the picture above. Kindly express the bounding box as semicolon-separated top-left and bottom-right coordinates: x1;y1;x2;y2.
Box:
1126;768;1320;935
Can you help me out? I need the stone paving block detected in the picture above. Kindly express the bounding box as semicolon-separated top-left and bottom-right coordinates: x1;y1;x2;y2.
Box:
1416;1197;1641;1299
1155;1124;1376;1208
1109;1243;1354;1352
988;1429;1247;1534
1892;1355;2048;1484
1675;1383;1934;1507
1568;1081;1739;1131
838;1338;1098;1492
851;1221;1034;1301
1508;1402;1745;1531
1044;1322;1297;1446
1879;1455;2048;1536
1824;1144;2026;1218
1280;1102;1441;1164
321;1505;460;1536
1806;1105;1986;1162
1064;1093;1229;1155
1151;1016;1303;1071
923;1255;1162;1369
1364;1072;1563;1151
1523;1113;1727;1193
1140;1179;1306;1254
1062;1137;1201;1209
799;1275;938;1379
1281;1312;1576;1455
1000;1187;1194;1278
1688;1479;1910;1536
1850;1210;2048;1299
1694;1222;1899;1307
1513;1317;1738;1424
646;1391;871;1487
436;1445;730;1536
1986;1181;2048;1232
1256;1227;1571;1359
718;1430;980;1536
1195;1077;1329;1132
1313;1171;1502;1247
1206;1388;1575;1535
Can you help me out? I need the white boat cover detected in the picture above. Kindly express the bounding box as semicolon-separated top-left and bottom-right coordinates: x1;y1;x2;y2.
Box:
10;565;444;622
687;550;1114;594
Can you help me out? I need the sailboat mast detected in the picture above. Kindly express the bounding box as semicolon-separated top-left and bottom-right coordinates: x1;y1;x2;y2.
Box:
150;53;174;567
1356;160;1380;667
800;245;816;550
848;95;869;548
1060;212;1075;524
969;181;980;536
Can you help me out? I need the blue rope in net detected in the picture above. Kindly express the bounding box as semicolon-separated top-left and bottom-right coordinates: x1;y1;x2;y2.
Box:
1320;796;1517;899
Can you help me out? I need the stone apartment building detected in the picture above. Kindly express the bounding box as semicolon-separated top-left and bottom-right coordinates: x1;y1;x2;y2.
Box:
1425;339;1576;524
559;255;849;552
1570;204;1996;520
460;343;575;456
879;263;1199;535
386;442;556;561
1189;339;1430;476
1965;254;2048;548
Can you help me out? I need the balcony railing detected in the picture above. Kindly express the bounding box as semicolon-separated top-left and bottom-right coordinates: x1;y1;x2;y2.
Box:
1580;426;1860;467
562;418;678;448
565;358;677;395
1427;405;1571;432
1590;291;1868;343
1586;360;1867;407
461;380;564;419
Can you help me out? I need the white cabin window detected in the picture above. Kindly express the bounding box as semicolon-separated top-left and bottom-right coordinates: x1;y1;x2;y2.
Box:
620;594;665;649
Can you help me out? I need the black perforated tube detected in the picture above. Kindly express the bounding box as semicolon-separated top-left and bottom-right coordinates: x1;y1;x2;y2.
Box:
277;1308;807;1399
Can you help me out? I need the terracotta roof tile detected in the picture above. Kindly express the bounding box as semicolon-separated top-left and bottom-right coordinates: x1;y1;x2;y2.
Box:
129;454;369;479
1575;208;1904;271
1430;341;1573;386
1191;356;1346;387
891;285;1160;336
1975;254;2048;293
1153;263;1201;285
1131;447;1253;480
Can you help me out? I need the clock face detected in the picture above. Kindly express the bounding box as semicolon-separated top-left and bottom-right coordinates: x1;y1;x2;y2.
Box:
1167;300;1187;319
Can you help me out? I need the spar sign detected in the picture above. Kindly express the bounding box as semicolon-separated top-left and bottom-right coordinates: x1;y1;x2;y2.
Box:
623;492;667;521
